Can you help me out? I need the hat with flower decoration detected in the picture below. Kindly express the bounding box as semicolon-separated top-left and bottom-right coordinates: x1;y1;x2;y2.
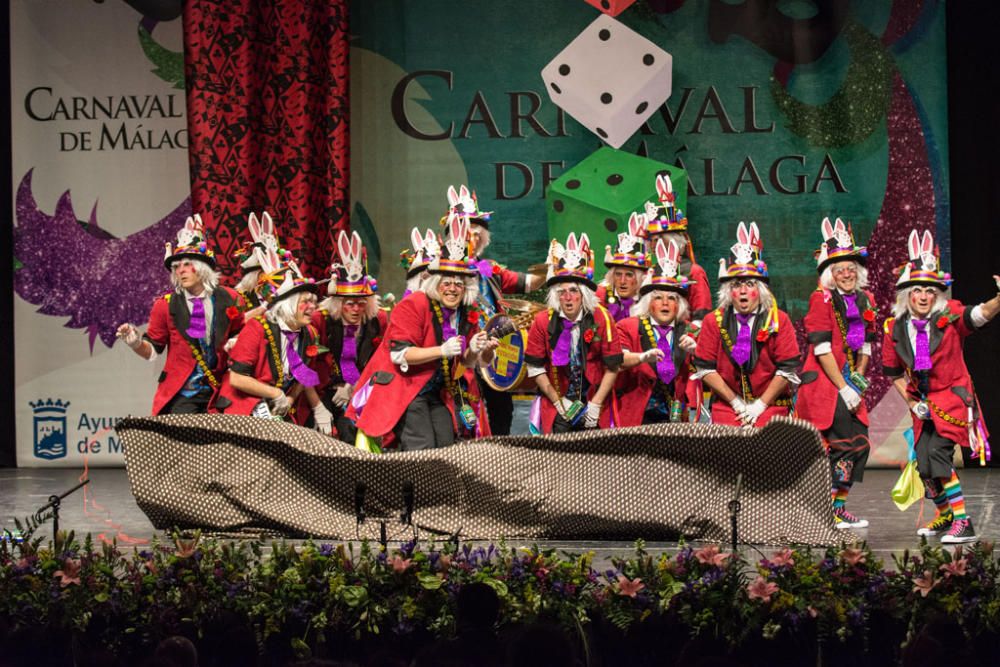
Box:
441;184;493;229
328;230;378;297
399;227;441;278
895;229;952;290
815;216;868;274
640;238;696;296
644;174;688;235
428;212;477;276
545;232;597;290
163;214;216;270
718;221;769;283
234;212;282;271
603;212;648;270
254;245;319;307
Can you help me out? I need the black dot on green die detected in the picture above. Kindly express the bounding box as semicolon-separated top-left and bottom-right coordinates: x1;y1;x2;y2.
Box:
553;200;565;212
599;29;611;41
559;64;570;76
604;218;618;232
606;174;623;186
566;179;581;190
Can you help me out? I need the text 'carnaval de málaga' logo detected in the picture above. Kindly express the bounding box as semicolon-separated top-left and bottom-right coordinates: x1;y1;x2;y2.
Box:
30;398;70;460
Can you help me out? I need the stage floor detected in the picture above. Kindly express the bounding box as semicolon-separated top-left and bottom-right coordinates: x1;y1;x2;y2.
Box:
2;467;997;562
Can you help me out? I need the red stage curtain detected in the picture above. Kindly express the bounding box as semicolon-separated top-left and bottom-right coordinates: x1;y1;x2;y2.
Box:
183;0;349;280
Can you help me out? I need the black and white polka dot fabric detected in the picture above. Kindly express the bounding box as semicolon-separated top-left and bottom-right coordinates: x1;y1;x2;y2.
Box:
118;415;844;546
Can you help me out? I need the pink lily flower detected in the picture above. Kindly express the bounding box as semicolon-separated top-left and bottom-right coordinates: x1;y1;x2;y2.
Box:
54;558;82;587
616;575;645;598
747;576;779;602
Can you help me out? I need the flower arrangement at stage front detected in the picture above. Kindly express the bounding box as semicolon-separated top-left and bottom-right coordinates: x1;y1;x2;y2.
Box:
2;525;1000;664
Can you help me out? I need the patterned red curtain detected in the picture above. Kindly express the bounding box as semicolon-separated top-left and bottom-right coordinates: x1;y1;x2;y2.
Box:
183;0;349;281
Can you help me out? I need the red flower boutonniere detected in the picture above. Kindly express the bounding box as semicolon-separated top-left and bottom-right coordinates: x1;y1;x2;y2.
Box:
305;345;319;358
226;306;240;320
467;310;480;324
583;328;595;344
755;330;770;343
862;309;876;323
372;336;383;347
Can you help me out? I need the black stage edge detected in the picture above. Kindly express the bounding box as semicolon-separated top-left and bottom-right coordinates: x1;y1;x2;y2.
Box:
947;1;1000;468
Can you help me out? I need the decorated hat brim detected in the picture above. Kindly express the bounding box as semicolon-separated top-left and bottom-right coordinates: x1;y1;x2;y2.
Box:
896;277;950;291
603;258;646;270
639;281;693;296
406;263;430;278
266;282;320;307
816;250;867;274
545;274;598;291
164;251;217;270
719;272;769;284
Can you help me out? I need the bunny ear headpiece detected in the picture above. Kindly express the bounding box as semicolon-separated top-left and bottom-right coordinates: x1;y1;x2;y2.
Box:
235;211;283;271
428;212;476;276
254;245;319;307
164;213;217;270
604;211;648;270
640;238;696;296
718;221;769;283
442;184;493;229
644;173;689;236
328;230;378;297
895;229;952;290
814;216;868;273
399;228;441;278
545;232;597;290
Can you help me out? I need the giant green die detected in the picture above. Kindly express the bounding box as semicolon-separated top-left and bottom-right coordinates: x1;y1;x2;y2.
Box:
546;147;687;276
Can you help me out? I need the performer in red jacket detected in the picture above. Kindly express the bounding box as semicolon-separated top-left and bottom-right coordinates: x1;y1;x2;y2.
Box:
232;211;280;314
796;217;877;529
693;222;800;427
883;230;1000;544
525;233;622;434
644;174;712;323
597;212;647;323
347;213;499;451
313;230;387;443
445;184;543;434
400;227;440;299
116;215;245;415
616;238;699;427
214;246;330;431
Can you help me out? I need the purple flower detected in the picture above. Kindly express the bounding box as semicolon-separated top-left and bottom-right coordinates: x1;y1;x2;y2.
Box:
319;544;334;557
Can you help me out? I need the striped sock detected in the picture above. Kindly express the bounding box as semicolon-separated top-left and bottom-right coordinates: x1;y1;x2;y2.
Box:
923;478;951;515
943;471;968;520
831;483;851;510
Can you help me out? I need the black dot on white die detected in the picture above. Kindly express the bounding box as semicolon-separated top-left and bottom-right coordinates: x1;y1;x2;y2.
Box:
604;218;618;232
550;82;562;95
596;127;608;139
635;101;648;114
599;29;611;41
566;179;581;190
643;54;655;66
553;200;565;212
606;173;623;186
600;92;613;105
558;64;570;76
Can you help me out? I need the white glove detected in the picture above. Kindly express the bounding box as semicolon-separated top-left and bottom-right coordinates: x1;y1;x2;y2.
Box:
332;383;353;408
269;392;292;417
742;399;767;427
312;403;333;435
729;396;749;420
584;401;603;429
912;401;932;420
554;396;576;418
116;323;143;350
224;336;238;353
678;334;698;354
838;385;862;412
638;348;664;364
440;336;464;359
469;331;489;354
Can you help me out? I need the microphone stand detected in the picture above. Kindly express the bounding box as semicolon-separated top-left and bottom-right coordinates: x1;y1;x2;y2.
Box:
35;478;90;544
728;473;743;555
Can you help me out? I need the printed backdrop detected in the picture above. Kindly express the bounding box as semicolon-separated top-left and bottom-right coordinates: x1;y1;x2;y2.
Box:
11;1;190;466
350;0;951;464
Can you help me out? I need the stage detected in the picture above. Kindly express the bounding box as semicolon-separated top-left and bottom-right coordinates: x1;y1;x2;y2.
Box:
3;466;996;563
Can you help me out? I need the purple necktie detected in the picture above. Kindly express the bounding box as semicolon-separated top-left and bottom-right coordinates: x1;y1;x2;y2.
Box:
912;319;932;371
655;325;676;385
841;294;865;351
608;297;634;322
340;324;360;385
440;307;465;355
552;318;576;366
187;296;207;339
282;330;320;387
731;313;753;366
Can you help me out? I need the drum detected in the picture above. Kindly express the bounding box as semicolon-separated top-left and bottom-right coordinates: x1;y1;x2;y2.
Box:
479;312;531;392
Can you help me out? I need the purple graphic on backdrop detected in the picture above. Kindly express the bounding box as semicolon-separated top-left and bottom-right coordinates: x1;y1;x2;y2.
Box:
13;170;189;352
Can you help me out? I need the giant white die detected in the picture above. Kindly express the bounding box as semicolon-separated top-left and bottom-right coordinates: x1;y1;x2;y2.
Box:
541;14;672;149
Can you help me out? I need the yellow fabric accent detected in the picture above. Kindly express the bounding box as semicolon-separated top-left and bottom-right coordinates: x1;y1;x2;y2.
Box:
890;460;922;511
593;304;614;339
883;317;895;335
354;429;383;454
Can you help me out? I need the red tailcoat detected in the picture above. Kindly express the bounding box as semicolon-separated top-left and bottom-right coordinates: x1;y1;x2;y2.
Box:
683;261;713;321
694;306;800;426
214;317;321;426
615;316;693;427
143;287;244;415
796;289;877;431
311;309;389;392
524;305;624;433
345;292;486;439
881;300;988;447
